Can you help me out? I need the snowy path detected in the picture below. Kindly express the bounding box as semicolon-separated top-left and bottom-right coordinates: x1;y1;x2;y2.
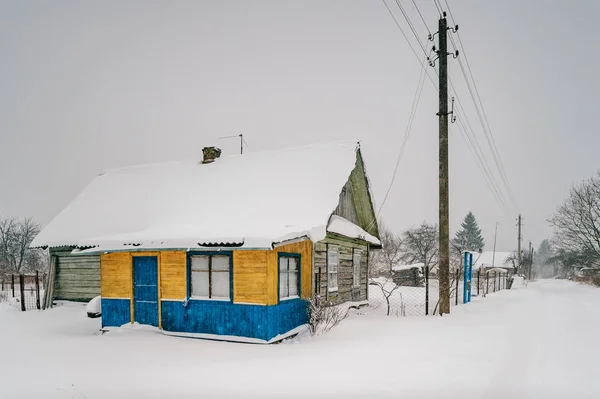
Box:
0;280;599;398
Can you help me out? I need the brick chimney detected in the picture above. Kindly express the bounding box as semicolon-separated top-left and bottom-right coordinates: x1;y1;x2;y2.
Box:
202;147;222;164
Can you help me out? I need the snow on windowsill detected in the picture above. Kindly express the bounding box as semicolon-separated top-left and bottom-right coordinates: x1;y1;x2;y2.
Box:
280;295;300;301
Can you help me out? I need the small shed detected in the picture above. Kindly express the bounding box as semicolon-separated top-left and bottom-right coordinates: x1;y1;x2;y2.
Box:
31;141;381;343
391;263;424;287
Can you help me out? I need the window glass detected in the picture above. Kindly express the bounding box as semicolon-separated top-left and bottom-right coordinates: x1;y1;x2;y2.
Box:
328;246;339;291
353;251;362;288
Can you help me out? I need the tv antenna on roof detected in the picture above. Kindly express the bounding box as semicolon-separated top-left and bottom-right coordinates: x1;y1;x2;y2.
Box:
219;134;248;154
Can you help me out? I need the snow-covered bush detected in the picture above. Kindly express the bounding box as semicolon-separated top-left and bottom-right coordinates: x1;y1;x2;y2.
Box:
306;295;348;335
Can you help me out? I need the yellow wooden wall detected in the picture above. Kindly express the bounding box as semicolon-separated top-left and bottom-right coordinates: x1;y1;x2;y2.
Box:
160;251;187;300
232;250;269;304
100;252;132;298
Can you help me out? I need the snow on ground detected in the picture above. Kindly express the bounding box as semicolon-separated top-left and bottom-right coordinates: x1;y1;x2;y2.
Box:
1;280;600;398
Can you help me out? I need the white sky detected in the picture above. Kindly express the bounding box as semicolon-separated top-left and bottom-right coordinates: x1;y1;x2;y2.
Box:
1;0;599;251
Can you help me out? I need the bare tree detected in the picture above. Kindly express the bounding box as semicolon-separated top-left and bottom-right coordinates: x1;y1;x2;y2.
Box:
401;222;439;270
369;278;403;316
369;222;403;277
549;172;600;267
0;216;45;274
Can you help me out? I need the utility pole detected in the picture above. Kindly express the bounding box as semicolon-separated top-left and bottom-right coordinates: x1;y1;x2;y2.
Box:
517;214;522;273
528;241;533;280
437;15;450;315
492;222;499;267
428;11;458;315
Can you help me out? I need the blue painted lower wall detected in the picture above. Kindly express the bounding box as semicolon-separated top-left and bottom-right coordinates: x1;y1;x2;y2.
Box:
161;299;307;341
101;298;131;328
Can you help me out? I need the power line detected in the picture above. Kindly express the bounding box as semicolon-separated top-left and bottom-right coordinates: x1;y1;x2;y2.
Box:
427;53;514;215
444;0;519;212
394;0;428;56
455;115;513;217
380;0;515;218
433;0;443;16
380;0;438;89
411;0;431;35
367;55;429;229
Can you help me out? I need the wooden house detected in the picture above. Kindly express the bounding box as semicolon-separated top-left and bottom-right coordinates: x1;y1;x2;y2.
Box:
31;141;381;342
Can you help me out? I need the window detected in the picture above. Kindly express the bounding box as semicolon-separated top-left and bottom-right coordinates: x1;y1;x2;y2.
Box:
327;245;339;292
279;255;300;300
190;254;230;300
353;250;362;288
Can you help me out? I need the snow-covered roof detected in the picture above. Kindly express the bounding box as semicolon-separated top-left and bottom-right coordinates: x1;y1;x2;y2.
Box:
327;215;380;246
32;141;380;250
468;251;514;270
391;263;424;272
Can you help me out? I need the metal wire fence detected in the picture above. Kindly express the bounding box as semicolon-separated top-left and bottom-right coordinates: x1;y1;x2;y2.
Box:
367;266;511;317
0;273;45;311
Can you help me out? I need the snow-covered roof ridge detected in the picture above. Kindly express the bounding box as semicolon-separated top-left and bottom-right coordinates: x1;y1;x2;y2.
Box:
327;215;381;246
31;140;375;250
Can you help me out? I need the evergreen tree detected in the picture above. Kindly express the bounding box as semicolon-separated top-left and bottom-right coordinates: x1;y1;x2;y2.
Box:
453;212;485;252
537;239;552;264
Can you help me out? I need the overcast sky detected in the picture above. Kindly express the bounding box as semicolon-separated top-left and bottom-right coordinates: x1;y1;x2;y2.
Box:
1;1;598;251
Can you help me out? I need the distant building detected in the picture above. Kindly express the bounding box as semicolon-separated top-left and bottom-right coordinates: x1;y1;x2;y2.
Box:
469;251;515;273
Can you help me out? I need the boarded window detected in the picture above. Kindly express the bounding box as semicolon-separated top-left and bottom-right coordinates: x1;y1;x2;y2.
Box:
328;246;339;292
279;255;300;300
353;250;362;288
190;255;230;300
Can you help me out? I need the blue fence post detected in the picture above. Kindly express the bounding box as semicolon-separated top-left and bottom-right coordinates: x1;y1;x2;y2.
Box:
468;253;473;302
463;252;468;304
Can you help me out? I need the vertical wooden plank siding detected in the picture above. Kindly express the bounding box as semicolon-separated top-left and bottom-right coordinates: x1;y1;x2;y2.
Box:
265;251;278;305
349;151;380;238
313;234;369;305
272;239;313;301
100;252;132;298
233;250;269;304
160;251;187;299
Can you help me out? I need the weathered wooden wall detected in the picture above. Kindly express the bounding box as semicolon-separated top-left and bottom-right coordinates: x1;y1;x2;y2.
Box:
333;181;359;225
314;233;369;305
348;150;380;238
51;248;100;302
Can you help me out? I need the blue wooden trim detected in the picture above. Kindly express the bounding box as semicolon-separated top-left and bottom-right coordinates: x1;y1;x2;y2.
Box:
101;298;131;328
186;251;233;302
161;299;307;341
277;252;301;303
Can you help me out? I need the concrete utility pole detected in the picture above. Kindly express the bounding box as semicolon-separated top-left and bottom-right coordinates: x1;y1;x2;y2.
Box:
428;11;458;315
517;214;522;273
437;15;450;315
528;241;533;280
492;222;499;267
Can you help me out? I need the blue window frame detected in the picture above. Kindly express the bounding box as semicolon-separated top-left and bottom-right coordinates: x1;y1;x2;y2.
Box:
278;253;301;301
187;251;233;301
